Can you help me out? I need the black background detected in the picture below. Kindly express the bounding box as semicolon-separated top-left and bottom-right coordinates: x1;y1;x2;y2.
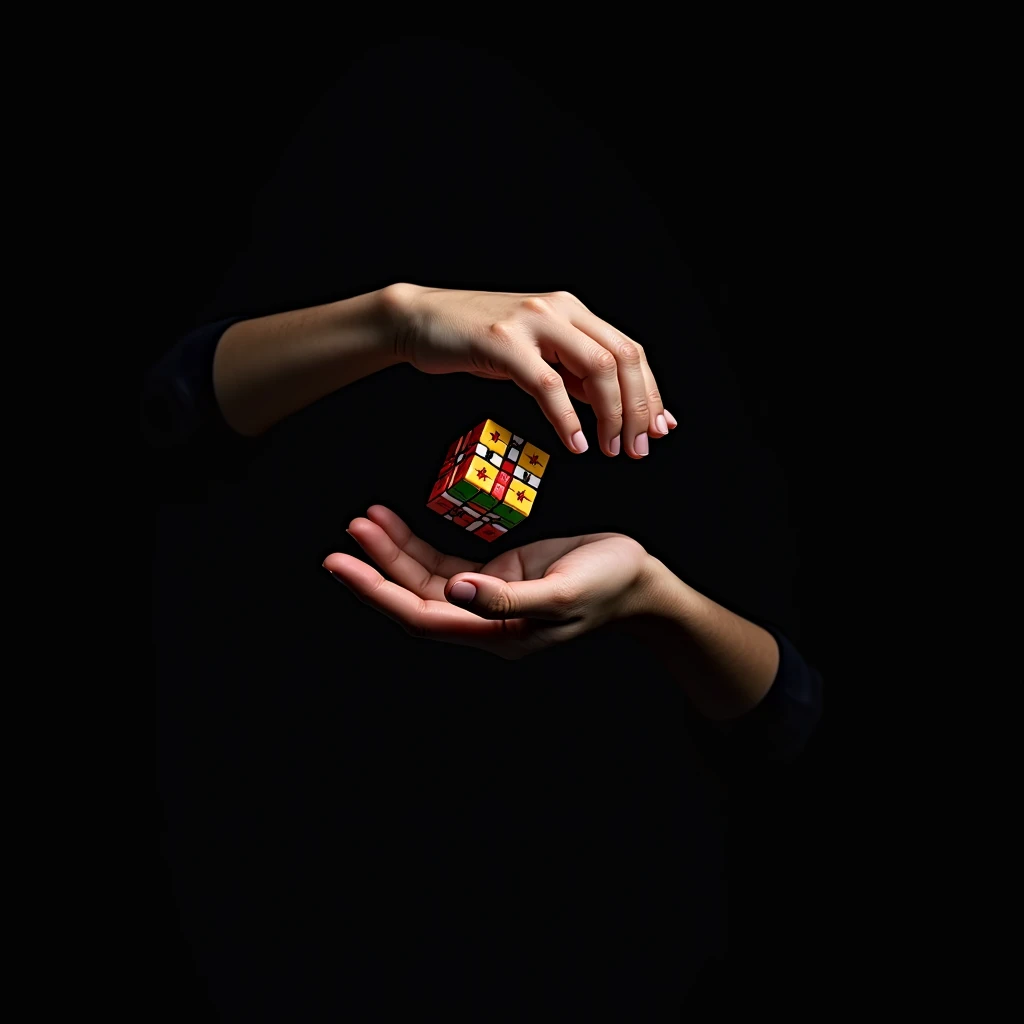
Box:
144;26;829;1018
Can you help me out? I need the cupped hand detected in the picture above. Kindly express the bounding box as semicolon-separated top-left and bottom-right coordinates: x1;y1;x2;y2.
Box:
322;505;655;660
383;283;677;459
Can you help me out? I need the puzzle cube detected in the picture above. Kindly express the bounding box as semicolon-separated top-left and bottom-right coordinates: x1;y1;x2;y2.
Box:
426;418;550;542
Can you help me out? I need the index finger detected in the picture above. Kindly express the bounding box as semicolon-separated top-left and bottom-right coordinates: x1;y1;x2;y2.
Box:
364;505;482;579
486;323;589;454
322;552;511;646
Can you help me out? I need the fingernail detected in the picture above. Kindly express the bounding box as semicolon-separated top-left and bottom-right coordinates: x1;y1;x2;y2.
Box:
571;430;589;453
634;432;649;456
664;409;678;428
609;435;620;456
449;581;477;604
655;414;668;435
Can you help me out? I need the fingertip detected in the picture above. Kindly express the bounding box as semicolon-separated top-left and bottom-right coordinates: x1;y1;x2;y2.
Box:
323;551;380;589
445;572;473;602
570;429;589;454
366;504;410;537
322;553;346;575
447;580;478;605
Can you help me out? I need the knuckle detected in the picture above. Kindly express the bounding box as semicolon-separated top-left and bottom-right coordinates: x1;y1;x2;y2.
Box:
648;386;663;408
549;289;582;307
491;588;516;618
522;296;551;316
617;340;641;366
488;321;517;346
538;369;564;394
631;397;651;419
593;349;618;375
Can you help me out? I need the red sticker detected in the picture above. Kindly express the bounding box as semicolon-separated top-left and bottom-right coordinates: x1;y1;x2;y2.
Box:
474;523;503;542
427;495;457;515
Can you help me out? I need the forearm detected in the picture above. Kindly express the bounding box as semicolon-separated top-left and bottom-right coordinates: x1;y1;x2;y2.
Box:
212;285;405;436
629;556;780;721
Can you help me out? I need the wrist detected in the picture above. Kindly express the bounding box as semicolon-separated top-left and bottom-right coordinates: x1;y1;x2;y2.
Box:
377;282;423;365
636;555;697;618
624;554;704;639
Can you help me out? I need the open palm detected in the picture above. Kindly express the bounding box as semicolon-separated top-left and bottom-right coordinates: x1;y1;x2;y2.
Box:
322;505;651;660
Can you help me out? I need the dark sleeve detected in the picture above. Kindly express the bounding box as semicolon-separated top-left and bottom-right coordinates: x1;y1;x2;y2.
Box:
141;316;272;501
688;622;823;769
141;316;250;449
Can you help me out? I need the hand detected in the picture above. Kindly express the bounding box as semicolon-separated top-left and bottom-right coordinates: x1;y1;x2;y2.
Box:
322;505;656;660
383;283;678;459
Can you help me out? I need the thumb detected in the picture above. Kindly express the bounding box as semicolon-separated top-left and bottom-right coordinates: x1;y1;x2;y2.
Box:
444;572;570;621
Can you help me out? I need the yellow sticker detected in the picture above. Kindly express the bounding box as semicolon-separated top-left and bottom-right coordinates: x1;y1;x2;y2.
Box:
460;455;497;493
479;419;510;458
518;441;549;478
500;481;537;517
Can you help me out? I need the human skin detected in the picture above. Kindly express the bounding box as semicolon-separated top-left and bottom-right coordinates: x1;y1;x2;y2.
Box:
212;283;775;715
324;506;779;721
213;283;676;458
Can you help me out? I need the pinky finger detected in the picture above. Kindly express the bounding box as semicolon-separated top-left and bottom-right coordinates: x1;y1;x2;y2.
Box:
637;353;669;439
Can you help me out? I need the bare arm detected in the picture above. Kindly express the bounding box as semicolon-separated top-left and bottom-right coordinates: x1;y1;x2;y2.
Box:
206;283;677;455
629;556;781;721
324;508;784;723
212;287;404;436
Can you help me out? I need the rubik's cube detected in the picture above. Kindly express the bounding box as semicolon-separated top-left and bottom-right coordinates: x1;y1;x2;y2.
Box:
426;418;550;542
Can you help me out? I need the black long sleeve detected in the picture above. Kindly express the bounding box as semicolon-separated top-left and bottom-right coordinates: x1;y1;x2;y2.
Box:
144;320;821;764
684;619;823;776
141;316;249;449
729;622;822;760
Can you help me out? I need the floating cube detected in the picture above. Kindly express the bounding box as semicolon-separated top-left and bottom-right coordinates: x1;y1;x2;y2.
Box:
426;418;550;542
